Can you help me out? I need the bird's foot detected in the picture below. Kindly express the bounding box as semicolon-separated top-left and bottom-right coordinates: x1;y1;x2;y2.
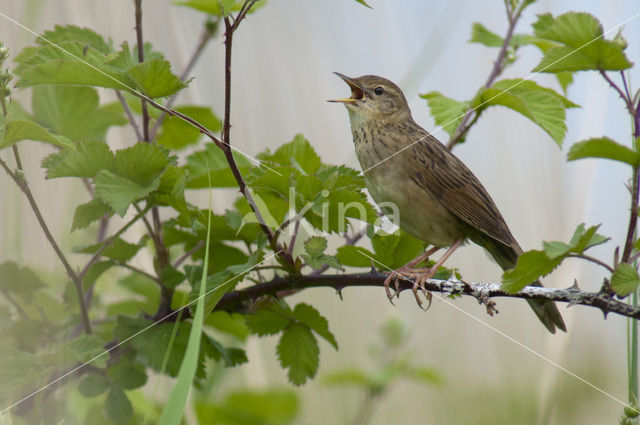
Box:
383;266;435;309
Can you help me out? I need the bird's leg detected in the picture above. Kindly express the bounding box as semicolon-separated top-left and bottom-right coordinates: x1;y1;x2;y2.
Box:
383;246;441;303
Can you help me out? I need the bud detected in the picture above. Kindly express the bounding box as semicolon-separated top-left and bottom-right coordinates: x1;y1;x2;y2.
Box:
613;28;628;50
625;405;640;419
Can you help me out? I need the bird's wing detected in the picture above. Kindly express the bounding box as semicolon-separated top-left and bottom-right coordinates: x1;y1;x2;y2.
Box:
406;130;518;249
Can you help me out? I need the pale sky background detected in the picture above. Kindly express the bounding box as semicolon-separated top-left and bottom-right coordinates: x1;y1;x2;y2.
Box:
1;0;640;423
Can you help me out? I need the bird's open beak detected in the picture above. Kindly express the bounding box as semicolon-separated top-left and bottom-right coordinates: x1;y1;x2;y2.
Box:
328;72;364;104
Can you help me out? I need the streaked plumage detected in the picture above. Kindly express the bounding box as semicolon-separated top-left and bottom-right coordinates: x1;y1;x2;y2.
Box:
331;74;566;333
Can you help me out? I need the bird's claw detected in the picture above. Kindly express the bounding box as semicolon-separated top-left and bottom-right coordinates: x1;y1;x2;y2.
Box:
383;267;435;309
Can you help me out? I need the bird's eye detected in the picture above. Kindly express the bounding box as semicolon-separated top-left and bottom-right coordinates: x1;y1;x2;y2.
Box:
374;86;385;96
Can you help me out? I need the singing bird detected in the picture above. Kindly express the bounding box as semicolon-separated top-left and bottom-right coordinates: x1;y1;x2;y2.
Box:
330;73;566;333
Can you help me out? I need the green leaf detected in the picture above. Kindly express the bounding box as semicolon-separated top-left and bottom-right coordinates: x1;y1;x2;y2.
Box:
336;245;376;268
157;105;220;149
157;205;212;425
0;119;75;150
39;25;113;54
542;241;571;259
302;237;344;271
78;372;110;398
42;140;114;179
63;334;108;368
567;137;639;166
94;170;161;216
126;59;187;98
75;236;144;263
353;0;372;8
420;92;470;137
304;236;327;257
402;366;443;385
371;230;425;270
160;266;186;289
292;303;338;349
114;143;169;184
0;261;46;295
0;345;48;403
245;308;292;336
104;386;133;425
31;86;126;141
474;79;578;146
532;12;632;72
611;263;640;297
175;0;251;15
568;223;609;253
469;23;504;47
276;323;319;386
259;134;322;175
205;311;250;341
323;369;374;387
107;361;148;390
502;250;562;293
72;199;113;231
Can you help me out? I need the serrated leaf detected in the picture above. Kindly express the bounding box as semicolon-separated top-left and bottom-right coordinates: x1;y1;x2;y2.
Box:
113;143;169;185
94;170;161;216
245;308;292;336
611;263;640;297
469;22;503;47
205;311;250;341
43;140;114;179
78;372;110;398
206;389;299;425
32;86;126;141
0;119;75;150
420;92;470;137
568;223;609;253
104;386;133;425
160;266;185;288
72;198;113;231
64;334;108;368
39;25;113;54
292;303;338;349
304;236;327;258
474;79;577;146
277;323;319;386
532;12;632;72
371;230;426;270
542;241;571;259
259;134;322;175
126;59;187;98
157;105;220;149
502;250;562;293
568;137;639;166
0;345;48;403
75;236;145;263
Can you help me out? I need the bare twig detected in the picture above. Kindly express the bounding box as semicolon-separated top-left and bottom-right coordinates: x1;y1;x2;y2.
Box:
134;0;150;143
568;253;614;273
173;240;204;268
113;262;159;283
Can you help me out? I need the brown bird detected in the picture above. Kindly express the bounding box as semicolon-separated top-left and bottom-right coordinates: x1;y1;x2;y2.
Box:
330;73;566;333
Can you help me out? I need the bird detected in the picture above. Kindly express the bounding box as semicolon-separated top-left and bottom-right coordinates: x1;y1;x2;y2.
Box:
329;73;566;333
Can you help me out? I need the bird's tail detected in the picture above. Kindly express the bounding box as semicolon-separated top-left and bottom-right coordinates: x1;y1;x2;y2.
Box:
469;233;566;334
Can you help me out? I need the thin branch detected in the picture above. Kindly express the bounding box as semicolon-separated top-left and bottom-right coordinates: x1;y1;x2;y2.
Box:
0;156;92;334
149;23;217;140
568;253;614;273
173;240;204;268
599;69;636;115
78;206;152;280
134;0;150;143
446;1;525;150
113;262;159;283
213;273;640;320
115;90;142;141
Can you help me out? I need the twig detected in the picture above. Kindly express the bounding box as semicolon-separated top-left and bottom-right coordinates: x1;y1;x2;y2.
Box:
0;156;92;334
568;253;614;273
149;23;217;140
213;272;640;320
309;225;369;277
134;0;149;143
173;240;204;268
78;206;152;280
446;1;525;150
113;262;159;283
115;90;142;141
599;69;636;116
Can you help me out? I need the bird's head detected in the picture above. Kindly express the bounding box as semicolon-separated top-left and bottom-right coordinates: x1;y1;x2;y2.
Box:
329;73;411;124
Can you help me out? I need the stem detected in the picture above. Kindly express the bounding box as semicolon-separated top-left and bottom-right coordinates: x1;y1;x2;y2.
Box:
113;262;159;283
631;290;638;402
568;253;614;273
0;157;92;334
115;90;142;141
173;240;204;268
622;165;639;264
446;1;525;150
134;0;150;143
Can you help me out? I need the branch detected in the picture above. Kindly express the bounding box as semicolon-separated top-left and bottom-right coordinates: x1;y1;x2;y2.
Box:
446;1;525;150
134;0;150;143
115;90;142;141
212;273;640;320
173;240;204;268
